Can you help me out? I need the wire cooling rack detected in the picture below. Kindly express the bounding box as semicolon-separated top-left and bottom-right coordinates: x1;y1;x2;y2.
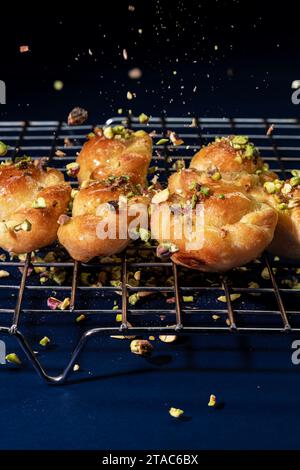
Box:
0;117;299;384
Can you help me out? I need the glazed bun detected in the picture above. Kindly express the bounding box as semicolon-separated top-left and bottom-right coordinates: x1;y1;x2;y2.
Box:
250;174;300;259
191;135;266;175
58;178;149;262
152;169;278;272
76;128;152;185
0;159;71;254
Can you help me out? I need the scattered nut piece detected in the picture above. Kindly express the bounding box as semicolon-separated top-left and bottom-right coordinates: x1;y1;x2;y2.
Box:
0;270;10;278
208;394;217;407
67;107;88;126
39;336;50;347
130;339;153;356
6;353;21;365
20;45;29;53
55;149;66;157
169;407;184;418
76;314;86;323
159;334;177;343
0;141;8;157
212;314;220;321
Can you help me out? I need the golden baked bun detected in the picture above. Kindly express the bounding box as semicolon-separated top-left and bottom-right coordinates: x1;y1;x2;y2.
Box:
250;174;300;259
58;178;149;262
76;128;152;185
191;135;267;175
151;169;278;272
0;158;71;254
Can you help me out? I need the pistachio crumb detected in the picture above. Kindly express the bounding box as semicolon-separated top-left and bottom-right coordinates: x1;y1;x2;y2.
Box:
39;336;50;347
5;353;21;365
169;407;184;418
208;394;217;407
0;270;10;278
76;314;86;323
183;296;194;302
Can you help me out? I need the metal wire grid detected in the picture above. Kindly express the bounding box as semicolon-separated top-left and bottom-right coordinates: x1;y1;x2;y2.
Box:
0;117;299;384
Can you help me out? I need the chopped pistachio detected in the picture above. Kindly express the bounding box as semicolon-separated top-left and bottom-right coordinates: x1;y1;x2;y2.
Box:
0;141;8;157
130;339;153;356
13;219;32;232
200;186;210;196
149;336;155;341
112;305;119;311
278;203;288;210
87;132;95;140
232;135;249;146
76;314;86;323
67;107;88;126
6;353;21;365
156;138;169;145
156;242;179;258
103;126;114;139
248;281;260;289
211;171;222;181
152;188;169;204
234;156;243;164
0;270;9;278
66;162;80;177
208;394;217;407
58;297;70;310
244;144;255;158
282;183;292;195
39;336;50;347
159;334;177;343
32;197;46;209
128;293;139;305
264;182;276;194
115;313;122;322
139;228;151;242
261;267;270;280
218;293;241;302
191;194;198;209
138;113;150;124
169;407;184;418
212;314;221;320
183;296;194;302
218;194;225;199
290;176;300;187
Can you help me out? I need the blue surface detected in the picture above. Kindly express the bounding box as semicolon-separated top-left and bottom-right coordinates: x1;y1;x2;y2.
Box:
1;333;300;450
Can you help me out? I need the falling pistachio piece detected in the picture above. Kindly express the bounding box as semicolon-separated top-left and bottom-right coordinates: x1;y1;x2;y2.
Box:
39;336;50;347
208;394;217;407
169;407;184;418
159;334;177;343
130;339;153;356
6;353;22;365
76;314;86;323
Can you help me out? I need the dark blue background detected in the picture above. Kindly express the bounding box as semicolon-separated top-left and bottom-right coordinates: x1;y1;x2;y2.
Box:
1;333;300;450
1;1;300;451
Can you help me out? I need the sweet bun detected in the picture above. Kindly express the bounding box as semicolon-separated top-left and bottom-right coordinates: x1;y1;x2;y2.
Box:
191;135;266;175
0;159;71;254
58;179;149;262
152;169;278;272
76;128;152;185
250;174;300;259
